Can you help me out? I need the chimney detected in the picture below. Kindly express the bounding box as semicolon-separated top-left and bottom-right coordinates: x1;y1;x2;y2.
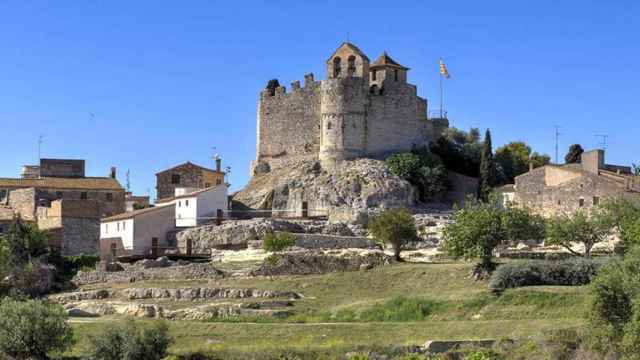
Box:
216;158;222;172
110;167;117;179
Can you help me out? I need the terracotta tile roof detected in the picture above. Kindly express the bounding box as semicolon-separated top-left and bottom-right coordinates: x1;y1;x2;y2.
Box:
155;185;226;204
0;177;124;191
326;42;370;63
370;52;409;70
101;204;172;222
155;161;223;176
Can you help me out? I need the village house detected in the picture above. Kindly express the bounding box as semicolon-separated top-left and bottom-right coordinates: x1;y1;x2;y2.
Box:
157;184;229;228
125;192;150;212
512;149;640;216
100;184;228;259
0;159;126;255
155;157;225;200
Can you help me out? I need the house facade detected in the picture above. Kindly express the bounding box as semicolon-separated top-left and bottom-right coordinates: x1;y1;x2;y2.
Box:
513;149;640;216
158;185;229;228
155;159;225;200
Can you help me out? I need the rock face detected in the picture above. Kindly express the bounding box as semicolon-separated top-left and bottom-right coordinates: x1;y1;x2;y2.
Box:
72;263;225;286
252;249;393;276
233;159;416;221
176;218;305;253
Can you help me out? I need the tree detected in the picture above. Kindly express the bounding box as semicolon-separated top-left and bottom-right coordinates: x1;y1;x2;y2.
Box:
368;208;417;261
545;209;613;258
495;142;551;184
586;247;640;357
429;127;483;177
478;129;496;202
0;299;73;360
443;198;545;278
633;163;640;176
386;150;448;202
600;198;640;249
565;144;584;164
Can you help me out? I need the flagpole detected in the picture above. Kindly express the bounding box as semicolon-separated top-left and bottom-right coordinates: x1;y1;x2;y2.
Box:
439;58;444;118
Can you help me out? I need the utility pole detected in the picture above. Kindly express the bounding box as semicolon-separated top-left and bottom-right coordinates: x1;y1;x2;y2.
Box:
37;134;44;162
595;134;608;150
554;126;562;164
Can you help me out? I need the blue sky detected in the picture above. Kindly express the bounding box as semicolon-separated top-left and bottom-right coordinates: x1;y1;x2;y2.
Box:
1;1;638;198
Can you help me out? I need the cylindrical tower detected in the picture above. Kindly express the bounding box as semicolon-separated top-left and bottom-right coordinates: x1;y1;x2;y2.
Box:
319;77;368;169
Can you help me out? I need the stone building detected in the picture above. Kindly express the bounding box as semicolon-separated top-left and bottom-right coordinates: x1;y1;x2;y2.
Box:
0;158;126;255
156;159;225;201
250;42;449;174
513;149;640;216
125;192;150;212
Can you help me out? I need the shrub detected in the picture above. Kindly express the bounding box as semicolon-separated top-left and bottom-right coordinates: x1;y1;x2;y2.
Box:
88;320;173;360
386;151;448;202
488;258;608;291
359;296;439;322
368;208;417;261
262;232;297;252
0;298;73;359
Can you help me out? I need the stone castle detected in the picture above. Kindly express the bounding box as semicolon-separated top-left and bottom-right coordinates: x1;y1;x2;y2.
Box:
250;42;449;175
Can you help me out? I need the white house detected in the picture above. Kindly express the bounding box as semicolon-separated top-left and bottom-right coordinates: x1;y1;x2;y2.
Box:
99;204;175;259
157;184;229;228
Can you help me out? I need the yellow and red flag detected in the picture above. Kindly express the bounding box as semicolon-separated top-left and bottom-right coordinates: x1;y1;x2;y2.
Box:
439;58;451;79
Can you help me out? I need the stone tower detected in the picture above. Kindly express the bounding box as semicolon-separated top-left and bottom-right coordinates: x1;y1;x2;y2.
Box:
319;42;370;169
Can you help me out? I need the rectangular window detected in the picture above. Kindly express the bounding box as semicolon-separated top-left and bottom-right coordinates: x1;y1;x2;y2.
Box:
56;191;63;199
593;196;600;206
394;69;398;81
171;174;181;184
371;70;377;81
178;201;181;207
123;221;126;230
579;198;585;207
185;199;189;207
80;192;87;200
117;222;120;231
106;193;113;202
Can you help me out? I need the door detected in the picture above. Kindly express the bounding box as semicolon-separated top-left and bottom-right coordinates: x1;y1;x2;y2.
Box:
151;237;159;257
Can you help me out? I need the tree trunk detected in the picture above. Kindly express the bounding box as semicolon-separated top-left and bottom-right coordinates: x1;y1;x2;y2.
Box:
394;246;402;262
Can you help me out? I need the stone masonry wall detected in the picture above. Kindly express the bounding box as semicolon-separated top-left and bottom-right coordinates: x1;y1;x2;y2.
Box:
253;77;322;174
284;232;377;249
8;188;36;220
60;217;100;255
156;164;223;200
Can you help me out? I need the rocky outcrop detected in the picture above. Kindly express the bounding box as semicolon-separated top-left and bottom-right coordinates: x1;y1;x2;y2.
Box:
72;263;225;286
51;287;300;304
233;159;416;222
252;249;393;276
176;218;305;253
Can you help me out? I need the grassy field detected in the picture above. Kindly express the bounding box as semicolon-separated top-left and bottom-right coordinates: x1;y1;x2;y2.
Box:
68;261;590;357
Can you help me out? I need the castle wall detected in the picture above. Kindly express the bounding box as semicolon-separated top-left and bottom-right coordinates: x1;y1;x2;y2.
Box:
254;79;322;173
366;82;430;158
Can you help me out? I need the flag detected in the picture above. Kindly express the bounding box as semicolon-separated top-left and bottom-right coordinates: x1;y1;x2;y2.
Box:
439;58;451;79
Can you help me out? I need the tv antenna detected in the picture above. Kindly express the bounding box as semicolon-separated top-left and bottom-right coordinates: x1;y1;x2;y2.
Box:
595;134;608;150
126;170;131;192
37;134;45;161
554;126;562;164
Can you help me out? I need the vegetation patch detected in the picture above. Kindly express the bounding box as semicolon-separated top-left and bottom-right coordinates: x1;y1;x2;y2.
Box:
263;232;297;252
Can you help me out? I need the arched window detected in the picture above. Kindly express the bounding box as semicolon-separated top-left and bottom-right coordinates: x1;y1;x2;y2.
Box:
333;57;342;78
347;55;356;76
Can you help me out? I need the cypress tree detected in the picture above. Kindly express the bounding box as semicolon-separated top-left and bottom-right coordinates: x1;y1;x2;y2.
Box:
478;129;496;201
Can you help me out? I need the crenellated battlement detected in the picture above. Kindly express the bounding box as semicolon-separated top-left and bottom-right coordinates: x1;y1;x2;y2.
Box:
251;42;448;176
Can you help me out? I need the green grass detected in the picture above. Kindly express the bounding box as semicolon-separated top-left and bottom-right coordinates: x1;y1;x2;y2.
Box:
67;261;590;357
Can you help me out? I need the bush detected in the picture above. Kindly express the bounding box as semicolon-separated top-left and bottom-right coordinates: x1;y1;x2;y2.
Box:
0;298;73;359
488;258;609;291
262;232;297;252
368;208;417;261
88;320;173;360
386;151;448;202
359;296;439;322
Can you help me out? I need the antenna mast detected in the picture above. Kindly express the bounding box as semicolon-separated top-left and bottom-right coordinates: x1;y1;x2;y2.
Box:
595;134;608;150
38;134;44;162
554;126;562;164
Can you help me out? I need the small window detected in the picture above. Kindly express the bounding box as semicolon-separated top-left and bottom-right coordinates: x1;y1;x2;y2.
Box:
185;199;189;207
117;222;120;231
80;192;87;200
347;55;356;76
371;70;377;81
56;191;63;199
178;201;181;207
122;221;126;230
106;193;113;202
171;174;181;184
216;179;222;185
327;121;332;130
593;196;600;206
105;224;109;234
557;200;562;206
394;69;399;81
333;57;342;78
579;198;585;207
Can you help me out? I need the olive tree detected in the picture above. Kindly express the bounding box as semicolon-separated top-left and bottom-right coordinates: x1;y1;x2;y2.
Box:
368;208;417;261
546;209;613;258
